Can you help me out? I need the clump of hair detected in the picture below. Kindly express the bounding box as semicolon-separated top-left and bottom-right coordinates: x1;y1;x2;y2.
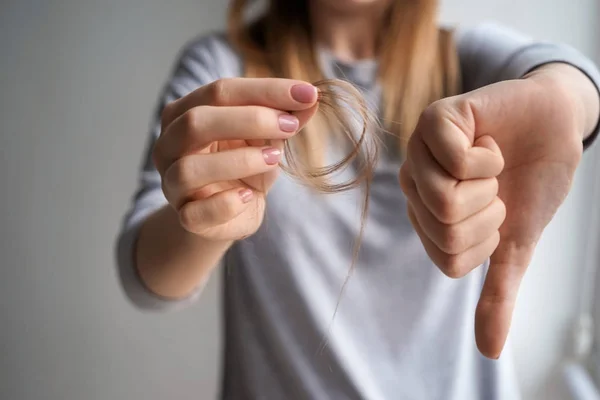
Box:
281;79;379;194
279;79;381;344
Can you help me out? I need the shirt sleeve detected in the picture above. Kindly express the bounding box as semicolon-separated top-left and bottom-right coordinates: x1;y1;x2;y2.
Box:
456;22;600;149
115;33;237;311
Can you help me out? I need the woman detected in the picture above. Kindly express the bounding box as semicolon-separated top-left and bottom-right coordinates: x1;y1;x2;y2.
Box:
117;0;600;398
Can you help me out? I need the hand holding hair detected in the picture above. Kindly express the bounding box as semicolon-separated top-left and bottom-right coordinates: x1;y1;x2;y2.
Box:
153;77;376;243
137;76;377;302
153;78;320;241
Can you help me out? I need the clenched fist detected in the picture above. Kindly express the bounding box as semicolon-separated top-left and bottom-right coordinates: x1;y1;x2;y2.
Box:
400;64;595;359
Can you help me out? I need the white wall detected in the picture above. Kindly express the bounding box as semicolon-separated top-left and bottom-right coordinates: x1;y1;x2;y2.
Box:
0;1;225;399
0;1;597;399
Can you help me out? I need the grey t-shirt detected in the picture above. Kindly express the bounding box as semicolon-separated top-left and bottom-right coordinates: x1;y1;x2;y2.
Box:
116;23;600;400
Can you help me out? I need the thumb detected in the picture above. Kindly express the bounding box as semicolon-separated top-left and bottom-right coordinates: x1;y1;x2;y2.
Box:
475;244;536;359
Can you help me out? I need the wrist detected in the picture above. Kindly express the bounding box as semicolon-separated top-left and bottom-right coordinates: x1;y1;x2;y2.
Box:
136;205;232;300
524;63;600;140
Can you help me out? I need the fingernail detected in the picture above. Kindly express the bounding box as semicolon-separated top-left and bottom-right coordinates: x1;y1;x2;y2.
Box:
290;84;317;103
262;147;282;165
278;114;299;132
239;188;253;203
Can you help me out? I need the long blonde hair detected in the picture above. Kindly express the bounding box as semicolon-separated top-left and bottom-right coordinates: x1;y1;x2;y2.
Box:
227;1;461;325
227;0;461;163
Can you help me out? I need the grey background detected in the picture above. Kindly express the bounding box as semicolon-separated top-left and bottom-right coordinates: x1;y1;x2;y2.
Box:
0;0;598;399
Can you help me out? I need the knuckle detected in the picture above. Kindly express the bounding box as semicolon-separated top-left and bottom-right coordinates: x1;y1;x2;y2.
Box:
490;177;499;196
420;99;470;180
227;150;259;177
419;100;446;129
448;148;468;180
264;84;280;105
249;107;273;132
160;101;176;126
492;197;506;223
451;98;474;128
497;198;507;221
207;78;231;106
151;142;163;171
406;131;419;153
398;165;411;194
180;107;201;134
439;225;465;255
238;149;256;171
219;193;240;219
489;231;501;252
445;99;472;178
437;255;466;279
166;156;199;191
179;202;201;233
433;188;460;224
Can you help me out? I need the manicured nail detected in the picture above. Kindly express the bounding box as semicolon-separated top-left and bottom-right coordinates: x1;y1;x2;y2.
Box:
239;188;253;203
290;84;317;103
278;114;299;132
262;147;282;165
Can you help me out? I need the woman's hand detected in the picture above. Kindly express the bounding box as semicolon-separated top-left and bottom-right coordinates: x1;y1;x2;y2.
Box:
153;78;319;241
400;65;596;359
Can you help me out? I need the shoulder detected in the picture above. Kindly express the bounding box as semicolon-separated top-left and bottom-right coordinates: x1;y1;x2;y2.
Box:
441;22;535;90
175;31;244;81
452;22;532;51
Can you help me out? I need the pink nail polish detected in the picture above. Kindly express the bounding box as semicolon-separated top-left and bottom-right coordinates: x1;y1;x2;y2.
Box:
239;188;253;203
262;147;282;165
290;84;317;103
278;114;299;132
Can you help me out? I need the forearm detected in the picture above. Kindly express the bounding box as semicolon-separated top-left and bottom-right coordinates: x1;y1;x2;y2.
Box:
525;63;600;140
135;205;232;299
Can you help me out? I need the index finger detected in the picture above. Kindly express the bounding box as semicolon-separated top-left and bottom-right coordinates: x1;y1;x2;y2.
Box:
162;78;318;128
